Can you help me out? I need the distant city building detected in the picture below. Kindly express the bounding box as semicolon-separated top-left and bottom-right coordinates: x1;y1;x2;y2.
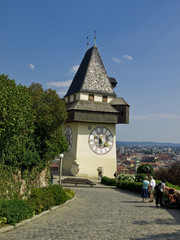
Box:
119;146;125;154
115;143;180;172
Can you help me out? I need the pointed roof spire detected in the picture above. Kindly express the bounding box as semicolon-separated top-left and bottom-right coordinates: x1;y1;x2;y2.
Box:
64;46;116;98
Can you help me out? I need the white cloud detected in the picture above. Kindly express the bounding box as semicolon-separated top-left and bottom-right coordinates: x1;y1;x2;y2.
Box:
46;80;72;87
70;65;79;74
131;114;180;120
112;57;123;64
28;63;35;70
149;114;180;120
57;91;67;96
122;55;133;61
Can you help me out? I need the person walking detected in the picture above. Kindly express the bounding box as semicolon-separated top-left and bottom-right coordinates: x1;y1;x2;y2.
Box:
97;167;103;181
155;181;166;207
114;171;118;180
141;176;149;203
149;176;156;202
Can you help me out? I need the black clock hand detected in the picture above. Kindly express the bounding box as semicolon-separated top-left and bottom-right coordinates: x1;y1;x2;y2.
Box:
99;137;102;146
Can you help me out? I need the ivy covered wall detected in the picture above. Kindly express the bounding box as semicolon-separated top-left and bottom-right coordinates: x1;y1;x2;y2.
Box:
0;74;68;198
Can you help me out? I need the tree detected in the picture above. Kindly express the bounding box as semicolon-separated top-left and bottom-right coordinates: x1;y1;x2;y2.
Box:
27;83;68;164
0;75;69;197
168;162;180;186
0;75;68;172
137;164;153;174
154;162;180;186
0;74;39;170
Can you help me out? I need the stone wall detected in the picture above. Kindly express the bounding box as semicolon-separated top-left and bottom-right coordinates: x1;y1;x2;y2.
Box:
0;167;50;199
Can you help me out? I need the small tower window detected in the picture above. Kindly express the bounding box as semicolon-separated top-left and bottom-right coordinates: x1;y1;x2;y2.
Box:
89;94;94;101
74;94;76;101
68;96;70;103
102;96;107;102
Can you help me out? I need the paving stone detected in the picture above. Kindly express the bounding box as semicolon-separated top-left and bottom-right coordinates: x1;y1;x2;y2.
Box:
0;183;179;240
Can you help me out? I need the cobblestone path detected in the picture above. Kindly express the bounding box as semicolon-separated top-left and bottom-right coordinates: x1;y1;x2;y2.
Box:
0;184;180;240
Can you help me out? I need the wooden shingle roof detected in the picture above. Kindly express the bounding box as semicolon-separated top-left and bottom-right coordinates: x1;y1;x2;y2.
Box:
64;46;116;97
110;97;129;106
66;100;118;113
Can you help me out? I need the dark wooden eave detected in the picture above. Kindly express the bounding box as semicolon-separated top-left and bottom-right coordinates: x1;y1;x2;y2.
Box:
66;100;129;124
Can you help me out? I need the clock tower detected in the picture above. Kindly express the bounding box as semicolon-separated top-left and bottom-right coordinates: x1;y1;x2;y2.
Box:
63;45;129;178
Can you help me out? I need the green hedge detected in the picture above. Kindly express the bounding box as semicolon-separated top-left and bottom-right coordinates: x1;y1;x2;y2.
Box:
101;175;180;193
116;179;180;192
135;173;146;182
101;176;142;192
154;180;180;190
165;182;180;190
101;176;116;186
116;180;142;193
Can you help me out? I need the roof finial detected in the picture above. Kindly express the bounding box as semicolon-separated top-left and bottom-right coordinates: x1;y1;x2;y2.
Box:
94;30;96;47
87;36;89;50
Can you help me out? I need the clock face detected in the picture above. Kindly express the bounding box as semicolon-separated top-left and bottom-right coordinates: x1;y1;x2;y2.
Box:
88;126;114;155
64;126;73;151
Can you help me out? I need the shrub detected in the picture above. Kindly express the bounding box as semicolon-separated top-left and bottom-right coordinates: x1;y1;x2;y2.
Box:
135;173;146;182
137;164;153;174
165;182;180;191
28;185;75;214
116;180;143;193
45;185;68;205
101;176;116;186
0;185;75;226
155;179;163;185
116;178;180;194
118;172;135;182
0;216;7;226
154;162;180;187
0;199;34;225
154;168;169;183
64;188;75;199
28;187;55;214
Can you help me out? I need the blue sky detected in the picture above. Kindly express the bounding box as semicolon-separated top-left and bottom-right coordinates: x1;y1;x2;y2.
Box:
1;0;180;143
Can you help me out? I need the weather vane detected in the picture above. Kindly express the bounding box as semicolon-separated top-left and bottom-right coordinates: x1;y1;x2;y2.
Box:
87;36;89;50
94;30;96;47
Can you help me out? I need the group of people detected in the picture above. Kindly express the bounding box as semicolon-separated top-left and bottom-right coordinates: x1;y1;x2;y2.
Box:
141;176;166;207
